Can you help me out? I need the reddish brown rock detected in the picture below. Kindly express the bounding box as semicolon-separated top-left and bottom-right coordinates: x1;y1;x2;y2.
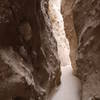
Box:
0;0;61;100
61;0;78;71
73;0;100;100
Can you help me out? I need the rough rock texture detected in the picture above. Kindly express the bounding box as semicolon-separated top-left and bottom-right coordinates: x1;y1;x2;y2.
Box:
61;0;78;71
48;0;71;66
73;0;100;100
0;0;61;100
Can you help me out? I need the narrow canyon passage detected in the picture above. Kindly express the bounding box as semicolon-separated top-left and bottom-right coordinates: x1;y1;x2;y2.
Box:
0;0;100;100
48;0;81;100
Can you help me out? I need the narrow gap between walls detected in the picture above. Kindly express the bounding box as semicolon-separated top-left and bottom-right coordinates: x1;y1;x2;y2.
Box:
48;0;81;100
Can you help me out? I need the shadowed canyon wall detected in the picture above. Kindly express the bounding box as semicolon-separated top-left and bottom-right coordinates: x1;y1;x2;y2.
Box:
62;0;100;100
73;0;100;100
61;0;78;72
0;0;61;100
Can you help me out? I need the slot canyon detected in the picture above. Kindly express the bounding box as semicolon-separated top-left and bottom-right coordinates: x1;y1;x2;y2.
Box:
0;0;100;100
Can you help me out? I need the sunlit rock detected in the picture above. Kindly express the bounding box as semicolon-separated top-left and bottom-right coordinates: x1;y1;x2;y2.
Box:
61;0;78;72
48;0;71;66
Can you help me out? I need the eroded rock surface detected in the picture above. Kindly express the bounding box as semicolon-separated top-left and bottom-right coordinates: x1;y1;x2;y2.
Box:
61;0;78;71
73;0;100;100
0;0;61;100
48;0;71;66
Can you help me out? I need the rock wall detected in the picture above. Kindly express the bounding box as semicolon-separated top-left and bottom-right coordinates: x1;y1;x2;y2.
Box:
0;0;61;100
48;0;71;66
61;0;78;71
73;0;100;100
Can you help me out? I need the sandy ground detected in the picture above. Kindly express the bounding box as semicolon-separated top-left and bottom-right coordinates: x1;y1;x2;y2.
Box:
50;66;81;100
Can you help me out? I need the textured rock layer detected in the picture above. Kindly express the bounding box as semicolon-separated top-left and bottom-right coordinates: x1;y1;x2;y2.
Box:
0;0;61;100
48;0;71;66
73;0;100;100
61;0;78;71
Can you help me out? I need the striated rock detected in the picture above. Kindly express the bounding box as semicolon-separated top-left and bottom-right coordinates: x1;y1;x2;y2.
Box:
73;0;100;100
48;0;71;66
0;0;61;100
61;0;78;71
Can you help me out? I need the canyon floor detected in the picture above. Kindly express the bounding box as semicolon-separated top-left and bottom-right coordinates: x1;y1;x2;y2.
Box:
50;66;81;100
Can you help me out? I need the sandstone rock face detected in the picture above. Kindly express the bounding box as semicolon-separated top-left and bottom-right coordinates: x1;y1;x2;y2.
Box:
73;0;100;100
0;0;61;100
61;0;78;71
48;0;71;66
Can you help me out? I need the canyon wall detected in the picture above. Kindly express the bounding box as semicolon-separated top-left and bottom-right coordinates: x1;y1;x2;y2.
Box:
48;0;71;66
62;0;100;99
61;0;78;71
73;0;100;100
0;0;61;100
